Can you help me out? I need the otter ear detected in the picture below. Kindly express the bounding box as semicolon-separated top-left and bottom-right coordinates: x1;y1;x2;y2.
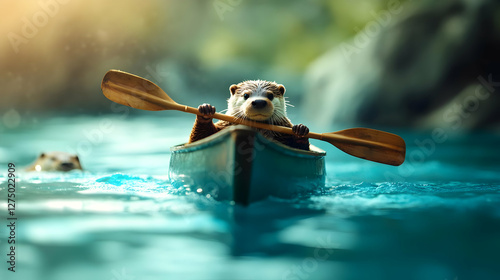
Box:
229;84;238;95
40;153;46;158
278;84;285;95
73;155;80;162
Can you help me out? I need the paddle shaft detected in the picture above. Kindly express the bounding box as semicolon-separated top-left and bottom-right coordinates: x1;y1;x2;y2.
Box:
114;82;399;151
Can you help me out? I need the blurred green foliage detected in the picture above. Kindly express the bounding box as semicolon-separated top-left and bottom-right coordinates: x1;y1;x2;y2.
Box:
0;0;409;114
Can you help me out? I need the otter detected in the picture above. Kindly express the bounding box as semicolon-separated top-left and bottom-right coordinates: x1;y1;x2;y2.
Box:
189;80;310;150
26;151;83;172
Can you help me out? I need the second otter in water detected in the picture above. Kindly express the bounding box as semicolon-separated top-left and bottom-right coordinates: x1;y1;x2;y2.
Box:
188;80;310;150
26;151;83;172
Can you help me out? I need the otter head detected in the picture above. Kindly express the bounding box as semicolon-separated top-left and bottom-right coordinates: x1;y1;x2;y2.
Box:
34;152;83;172
227;80;286;122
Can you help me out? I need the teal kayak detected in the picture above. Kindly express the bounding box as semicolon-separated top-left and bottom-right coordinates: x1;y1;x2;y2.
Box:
169;125;326;205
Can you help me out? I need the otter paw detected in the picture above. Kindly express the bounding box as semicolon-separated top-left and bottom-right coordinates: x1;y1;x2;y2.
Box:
198;103;216;120
292;124;309;137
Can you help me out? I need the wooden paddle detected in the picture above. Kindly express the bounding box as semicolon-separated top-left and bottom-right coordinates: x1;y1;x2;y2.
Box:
101;70;406;166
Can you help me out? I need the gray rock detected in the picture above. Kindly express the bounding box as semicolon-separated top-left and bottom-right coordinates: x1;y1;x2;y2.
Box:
303;0;500;130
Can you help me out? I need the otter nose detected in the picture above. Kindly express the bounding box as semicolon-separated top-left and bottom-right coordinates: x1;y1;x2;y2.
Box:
61;162;74;168
251;100;267;109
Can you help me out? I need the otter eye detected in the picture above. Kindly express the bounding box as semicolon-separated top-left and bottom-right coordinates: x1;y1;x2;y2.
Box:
267;94;274;101
243;93;250;100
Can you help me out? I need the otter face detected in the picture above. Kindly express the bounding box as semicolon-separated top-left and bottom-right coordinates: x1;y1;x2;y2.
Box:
228;80;287;122
33;152;83;172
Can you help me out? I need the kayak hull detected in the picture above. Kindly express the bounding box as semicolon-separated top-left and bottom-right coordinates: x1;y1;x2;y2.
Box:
169;125;326;205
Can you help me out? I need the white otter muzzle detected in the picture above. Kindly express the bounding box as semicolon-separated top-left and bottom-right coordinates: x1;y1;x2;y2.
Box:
244;98;274;121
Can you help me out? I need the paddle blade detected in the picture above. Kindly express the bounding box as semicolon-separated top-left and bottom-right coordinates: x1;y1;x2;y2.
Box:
101;70;178;111
324;128;406;166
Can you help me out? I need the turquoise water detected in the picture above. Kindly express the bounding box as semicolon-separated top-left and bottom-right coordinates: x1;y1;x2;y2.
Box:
1;114;500;280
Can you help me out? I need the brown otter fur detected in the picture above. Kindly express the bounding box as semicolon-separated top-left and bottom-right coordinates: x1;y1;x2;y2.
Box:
26;151;83;172
189;80;309;150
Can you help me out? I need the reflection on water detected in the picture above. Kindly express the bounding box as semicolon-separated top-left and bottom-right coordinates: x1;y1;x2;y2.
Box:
0;115;500;280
